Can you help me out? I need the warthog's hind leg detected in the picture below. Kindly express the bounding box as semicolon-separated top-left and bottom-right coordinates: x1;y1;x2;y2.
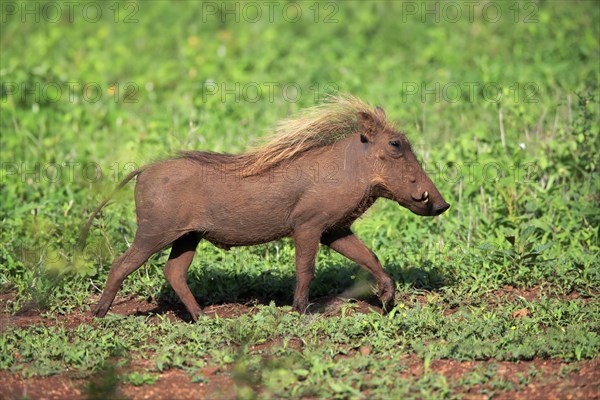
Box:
93;237;159;318
163;232;203;321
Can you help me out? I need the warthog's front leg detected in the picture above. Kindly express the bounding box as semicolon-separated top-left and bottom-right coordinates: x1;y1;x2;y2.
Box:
292;229;321;313
322;229;395;310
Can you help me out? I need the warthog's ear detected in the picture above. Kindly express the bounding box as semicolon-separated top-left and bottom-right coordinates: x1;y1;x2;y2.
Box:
375;106;386;119
357;111;378;143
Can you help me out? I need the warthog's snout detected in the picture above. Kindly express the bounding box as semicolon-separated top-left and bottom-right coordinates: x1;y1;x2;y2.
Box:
430;201;450;216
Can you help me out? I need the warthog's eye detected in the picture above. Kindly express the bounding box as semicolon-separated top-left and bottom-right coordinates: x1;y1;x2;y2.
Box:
389;140;402;150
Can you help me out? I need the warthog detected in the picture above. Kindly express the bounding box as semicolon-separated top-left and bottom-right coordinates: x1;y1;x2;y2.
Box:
80;95;449;320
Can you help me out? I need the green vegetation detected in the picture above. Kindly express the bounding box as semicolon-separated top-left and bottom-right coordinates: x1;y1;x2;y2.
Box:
1;1;598;398
2;299;599;398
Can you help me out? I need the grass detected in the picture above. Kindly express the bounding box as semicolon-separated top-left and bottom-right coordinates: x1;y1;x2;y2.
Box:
1;1;599;398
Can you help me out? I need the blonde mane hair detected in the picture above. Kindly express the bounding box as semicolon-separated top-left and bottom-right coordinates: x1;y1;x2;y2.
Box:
182;94;392;175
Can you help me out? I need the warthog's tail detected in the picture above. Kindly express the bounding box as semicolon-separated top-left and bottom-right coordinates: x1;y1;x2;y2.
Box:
76;168;143;252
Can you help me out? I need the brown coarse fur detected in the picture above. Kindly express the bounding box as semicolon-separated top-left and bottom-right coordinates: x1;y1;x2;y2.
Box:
81;94;450;321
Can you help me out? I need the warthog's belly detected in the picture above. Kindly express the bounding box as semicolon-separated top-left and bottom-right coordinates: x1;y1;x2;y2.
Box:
201;226;293;250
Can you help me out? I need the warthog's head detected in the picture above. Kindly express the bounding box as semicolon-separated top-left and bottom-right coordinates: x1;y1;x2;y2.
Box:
358;108;450;217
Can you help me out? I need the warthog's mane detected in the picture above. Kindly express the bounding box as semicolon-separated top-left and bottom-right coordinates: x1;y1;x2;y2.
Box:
180;94;393;175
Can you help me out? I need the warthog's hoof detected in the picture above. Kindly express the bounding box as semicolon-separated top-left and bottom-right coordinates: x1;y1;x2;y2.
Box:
292;299;309;314
189;308;206;322
378;279;396;311
92;303;109;318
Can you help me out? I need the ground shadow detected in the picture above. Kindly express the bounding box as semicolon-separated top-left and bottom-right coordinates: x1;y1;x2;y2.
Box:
142;259;451;320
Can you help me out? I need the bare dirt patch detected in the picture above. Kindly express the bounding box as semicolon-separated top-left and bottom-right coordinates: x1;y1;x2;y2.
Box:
1;368;236;400
2;371;85;400
489;285;596;304
121;369;235;400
